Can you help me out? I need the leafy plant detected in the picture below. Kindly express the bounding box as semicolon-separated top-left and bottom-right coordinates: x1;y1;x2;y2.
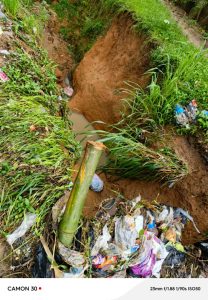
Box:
20;7;49;37
2;0;20;17
198;112;208;132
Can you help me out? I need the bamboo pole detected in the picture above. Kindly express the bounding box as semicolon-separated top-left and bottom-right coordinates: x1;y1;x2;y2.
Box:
58;141;106;248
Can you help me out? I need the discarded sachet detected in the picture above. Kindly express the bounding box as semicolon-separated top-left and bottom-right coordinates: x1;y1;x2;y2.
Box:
90;174;104;192
185;99;198;122
7;213;36;245
175;104;189;127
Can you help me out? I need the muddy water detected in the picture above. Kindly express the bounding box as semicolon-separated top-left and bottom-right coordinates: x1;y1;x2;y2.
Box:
69;111;107;165
69;111;99;144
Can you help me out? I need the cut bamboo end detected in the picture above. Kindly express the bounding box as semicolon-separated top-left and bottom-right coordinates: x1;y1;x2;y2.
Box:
87;140;106;150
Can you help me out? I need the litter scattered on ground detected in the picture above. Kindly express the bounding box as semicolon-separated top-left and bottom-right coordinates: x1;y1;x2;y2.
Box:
174;208;200;233
201;110;208;117
0;68;9;82
96;197;119;217
58;242;85;267
0;5;10;23
32;243;55;278
164;245;185;267
186;99;198;121
128;231;168;278
64;86;74;97
90;174;104;192
0;49;10;55
0;10;7;20
175;100;207;128
58;242;88;278
50;194;200;278
7;213;36;246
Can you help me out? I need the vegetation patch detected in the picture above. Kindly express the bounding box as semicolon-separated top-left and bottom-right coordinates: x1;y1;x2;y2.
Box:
50;0;119;62
100;132;188;185
0;2;80;235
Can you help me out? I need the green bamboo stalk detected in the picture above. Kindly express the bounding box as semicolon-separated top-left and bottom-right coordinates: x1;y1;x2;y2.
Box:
58;141;106;248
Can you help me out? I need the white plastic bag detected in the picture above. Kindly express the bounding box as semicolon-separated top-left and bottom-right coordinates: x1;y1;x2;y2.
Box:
91;224;111;256
64;267;85;278
157;206;173;224
115;215;138;252
7;213;36;245
135;215;144;232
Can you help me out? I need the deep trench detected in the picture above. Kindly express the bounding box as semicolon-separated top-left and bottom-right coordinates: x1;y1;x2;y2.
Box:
44;13;208;246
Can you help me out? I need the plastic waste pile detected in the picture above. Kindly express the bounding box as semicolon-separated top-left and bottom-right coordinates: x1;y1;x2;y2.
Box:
175;100;208;128
55;196;199;278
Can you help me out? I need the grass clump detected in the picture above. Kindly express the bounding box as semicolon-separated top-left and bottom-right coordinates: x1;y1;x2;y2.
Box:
101;0;208;140
96;0;208;126
19;9;49;37
99;132;188;185
0;95;80;233
1;0;20;17
119;48;208;133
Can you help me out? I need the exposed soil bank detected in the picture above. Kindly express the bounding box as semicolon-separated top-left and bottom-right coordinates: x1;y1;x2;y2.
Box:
69;14;151;129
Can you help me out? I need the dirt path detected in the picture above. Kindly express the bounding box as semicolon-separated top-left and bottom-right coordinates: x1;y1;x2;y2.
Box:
163;0;207;48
